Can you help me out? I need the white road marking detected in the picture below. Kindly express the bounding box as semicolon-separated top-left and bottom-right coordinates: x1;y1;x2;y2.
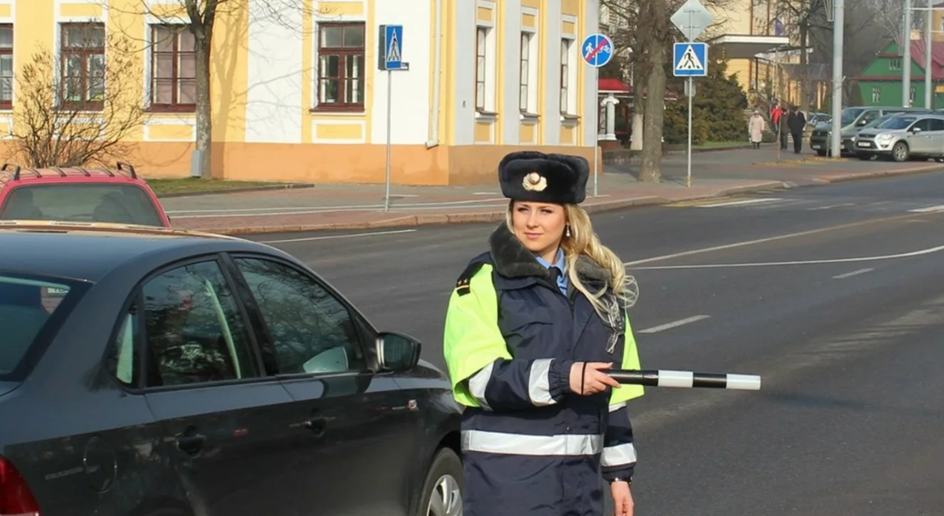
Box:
909;204;944;213
637;315;710;334
808;203;855;211
258;229;417;244
697;198;783;208
832;268;874;279
623;212;942;268
631;244;944;270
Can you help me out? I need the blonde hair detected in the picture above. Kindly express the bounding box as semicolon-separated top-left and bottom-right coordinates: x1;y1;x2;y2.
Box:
505;203;638;321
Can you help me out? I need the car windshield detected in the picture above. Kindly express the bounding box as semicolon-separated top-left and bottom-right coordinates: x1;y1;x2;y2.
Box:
840;108;866;125
877;116;917;130
0;274;78;378
862;116;893;129
0;184;164;226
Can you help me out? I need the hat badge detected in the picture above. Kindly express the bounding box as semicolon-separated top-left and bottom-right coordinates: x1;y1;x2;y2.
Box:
522;172;547;192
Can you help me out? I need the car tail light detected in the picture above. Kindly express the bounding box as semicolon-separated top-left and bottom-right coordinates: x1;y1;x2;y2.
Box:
0;456;40;516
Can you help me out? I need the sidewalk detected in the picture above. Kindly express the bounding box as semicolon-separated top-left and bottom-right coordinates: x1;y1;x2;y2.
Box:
164;149;944;235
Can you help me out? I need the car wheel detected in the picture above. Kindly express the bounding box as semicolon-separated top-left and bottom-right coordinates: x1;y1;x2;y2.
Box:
816;150;827;156
892;142;909;162
416;447;463;516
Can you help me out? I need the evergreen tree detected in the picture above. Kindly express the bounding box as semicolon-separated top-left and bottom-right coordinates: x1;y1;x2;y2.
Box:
664;57;748;145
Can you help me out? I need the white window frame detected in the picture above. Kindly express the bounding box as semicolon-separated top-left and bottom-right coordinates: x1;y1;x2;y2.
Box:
560;36;578;116
871;86;881;103
519;25;538;117
475;23;497;116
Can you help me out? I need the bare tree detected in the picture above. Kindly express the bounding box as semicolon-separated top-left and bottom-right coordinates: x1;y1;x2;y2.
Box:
8;33;148;168
109;0;323;179
765;0;899;110
602;0;735;182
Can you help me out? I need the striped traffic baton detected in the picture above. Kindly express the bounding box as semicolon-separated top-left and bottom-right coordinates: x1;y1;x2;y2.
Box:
609;369;761;390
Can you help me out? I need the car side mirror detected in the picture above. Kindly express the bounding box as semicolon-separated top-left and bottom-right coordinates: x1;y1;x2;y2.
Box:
911;127;922;133
376;332;421;372
856;119;868;126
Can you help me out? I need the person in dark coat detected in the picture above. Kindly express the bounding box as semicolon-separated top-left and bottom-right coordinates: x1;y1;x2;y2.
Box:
787;106;807;154
443;150;645;516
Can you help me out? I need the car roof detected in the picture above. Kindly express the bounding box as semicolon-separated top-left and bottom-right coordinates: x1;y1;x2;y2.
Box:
0;222;271;283
0;162;148;191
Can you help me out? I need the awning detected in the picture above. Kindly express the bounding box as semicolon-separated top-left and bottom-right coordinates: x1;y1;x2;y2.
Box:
705;34;791;60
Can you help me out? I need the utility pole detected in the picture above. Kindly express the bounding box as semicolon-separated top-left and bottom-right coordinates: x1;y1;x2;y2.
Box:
926;0;934;108
829;0;844;159
903;0;913;107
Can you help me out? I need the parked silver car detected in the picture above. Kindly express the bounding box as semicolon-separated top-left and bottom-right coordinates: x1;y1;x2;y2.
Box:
854;113;944;162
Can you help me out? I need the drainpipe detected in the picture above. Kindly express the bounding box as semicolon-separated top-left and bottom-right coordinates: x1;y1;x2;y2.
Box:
425;0;443;149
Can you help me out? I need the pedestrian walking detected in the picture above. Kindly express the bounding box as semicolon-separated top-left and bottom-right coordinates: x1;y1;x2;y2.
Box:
443;150;645;516
787;106;807;154
749;110;766;149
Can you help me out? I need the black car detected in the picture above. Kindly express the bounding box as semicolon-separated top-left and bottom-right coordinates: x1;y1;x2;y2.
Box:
0;221;463;516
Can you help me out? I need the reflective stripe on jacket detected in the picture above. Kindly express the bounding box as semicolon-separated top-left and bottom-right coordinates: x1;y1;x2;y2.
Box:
443;223;644;516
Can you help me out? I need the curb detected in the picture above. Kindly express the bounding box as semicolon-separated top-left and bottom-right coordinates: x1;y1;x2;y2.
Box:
196;181;791;236
811;163;944;183
155;182;315;198
666;144;754;154
181;164;944;236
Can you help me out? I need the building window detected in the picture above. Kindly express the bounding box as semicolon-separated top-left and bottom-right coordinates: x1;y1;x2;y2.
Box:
910;86;916;104
60;22;106;109
0;25;11;108
871;86;881;103
890;58;901;71
150;25;196;111
476;27;487;112
316;23;365;111
519;31;536;113
560;38;570;114
519;32;530;112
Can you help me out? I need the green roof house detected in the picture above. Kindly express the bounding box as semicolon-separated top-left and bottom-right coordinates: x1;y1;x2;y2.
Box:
856;40;944;108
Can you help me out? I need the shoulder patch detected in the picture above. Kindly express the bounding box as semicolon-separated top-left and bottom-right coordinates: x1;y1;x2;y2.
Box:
455;260;486;296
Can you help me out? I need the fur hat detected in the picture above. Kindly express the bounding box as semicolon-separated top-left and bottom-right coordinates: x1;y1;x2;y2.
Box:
497;151;590;204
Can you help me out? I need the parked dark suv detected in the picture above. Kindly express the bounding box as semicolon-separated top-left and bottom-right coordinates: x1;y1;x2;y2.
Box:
0;221;463;516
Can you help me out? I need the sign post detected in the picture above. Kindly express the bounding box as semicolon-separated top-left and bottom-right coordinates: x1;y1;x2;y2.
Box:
580;32;613;198
671;0;713;188
378;24;408;212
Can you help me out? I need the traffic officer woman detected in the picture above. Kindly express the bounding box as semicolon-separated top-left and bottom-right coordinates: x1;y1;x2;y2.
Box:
443;151;645;516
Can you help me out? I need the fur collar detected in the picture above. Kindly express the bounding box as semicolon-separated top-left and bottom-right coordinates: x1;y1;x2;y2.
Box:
487;223;610;286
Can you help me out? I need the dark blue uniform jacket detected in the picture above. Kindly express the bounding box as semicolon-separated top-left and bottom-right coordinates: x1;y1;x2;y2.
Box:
443;223;643;516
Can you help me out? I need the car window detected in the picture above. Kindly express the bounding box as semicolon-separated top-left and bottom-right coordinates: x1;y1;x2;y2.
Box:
912;119;933;132
0;184;164;226
114;260;261;388
928;119;944;131
0;275;75;377
858;110;879;125
232;258;368;376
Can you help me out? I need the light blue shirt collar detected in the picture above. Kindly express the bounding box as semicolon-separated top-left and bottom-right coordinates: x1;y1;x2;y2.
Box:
535;248;568;295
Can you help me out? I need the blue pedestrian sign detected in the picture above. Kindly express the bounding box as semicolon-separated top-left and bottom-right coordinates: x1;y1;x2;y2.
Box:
378;24;404;70
581;33;613;68
673;42;707;77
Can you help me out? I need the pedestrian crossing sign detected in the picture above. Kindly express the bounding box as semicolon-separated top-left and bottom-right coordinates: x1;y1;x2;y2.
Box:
673;42;708;77
378;25;406;70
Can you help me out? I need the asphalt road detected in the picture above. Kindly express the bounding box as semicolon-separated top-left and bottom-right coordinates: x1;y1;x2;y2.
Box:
249;172;944;515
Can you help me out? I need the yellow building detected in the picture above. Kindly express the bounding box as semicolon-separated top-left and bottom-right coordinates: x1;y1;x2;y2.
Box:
0;0;603;185
702;0;794;105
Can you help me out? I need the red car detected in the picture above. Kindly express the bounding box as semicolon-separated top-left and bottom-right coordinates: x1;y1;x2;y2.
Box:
0;162;171;227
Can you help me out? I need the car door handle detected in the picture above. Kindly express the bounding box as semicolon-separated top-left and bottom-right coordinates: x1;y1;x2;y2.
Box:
176;433;207;455
305;415;327;437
